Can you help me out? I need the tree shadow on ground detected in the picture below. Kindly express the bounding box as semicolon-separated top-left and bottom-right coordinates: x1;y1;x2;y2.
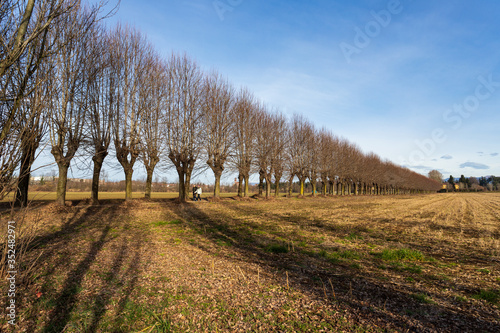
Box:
17;203;147;333
175;202;500;332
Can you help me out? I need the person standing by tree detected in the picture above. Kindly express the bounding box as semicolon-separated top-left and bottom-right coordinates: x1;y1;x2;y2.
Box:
193;186;198;201
196;186;202;201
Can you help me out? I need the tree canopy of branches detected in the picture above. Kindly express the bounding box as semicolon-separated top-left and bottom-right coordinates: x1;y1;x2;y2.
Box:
48;3;100;205
165;53;203;202
111;25;153;200
202;71;235;198
231;88;257;197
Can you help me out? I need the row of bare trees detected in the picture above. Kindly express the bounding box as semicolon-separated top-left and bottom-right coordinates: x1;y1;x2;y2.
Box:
1;1;441;206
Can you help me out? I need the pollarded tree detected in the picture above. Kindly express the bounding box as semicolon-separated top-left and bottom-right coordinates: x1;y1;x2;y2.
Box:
111;25;152;200
202;71;235;198
140;52;168;199
14;59;50;207
85;27;115;204
0;0;82;200
346;143;363;195
306;126;319;196
270;111;288;197
289;114;312;196
317;129;337;195
48;5;99;205
165;53;203;202
363;152;382;195
254;105;274;198
231;87;257;197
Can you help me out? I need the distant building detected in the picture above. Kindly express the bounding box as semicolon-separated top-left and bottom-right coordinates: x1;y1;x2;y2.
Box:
30;176;44;184
68;178;92;183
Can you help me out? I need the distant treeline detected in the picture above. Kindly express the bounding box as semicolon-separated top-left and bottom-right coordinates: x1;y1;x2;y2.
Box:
443;175;500;192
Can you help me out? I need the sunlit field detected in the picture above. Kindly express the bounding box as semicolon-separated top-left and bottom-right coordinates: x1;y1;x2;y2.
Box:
1;193;499;332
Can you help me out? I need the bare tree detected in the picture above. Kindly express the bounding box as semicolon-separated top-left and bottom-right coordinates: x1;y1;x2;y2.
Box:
165;53;203;202
202;71;235;198
306;126;319;196
0;0;79;199
84;26;115;204
14;59;50;206
289;114;311;196
428;170;443;183
111;25;152;200
254;105;273;198
317;129;336;195
140;53;167;199
231;87;257;197
48;5;99;205
270;112;288;197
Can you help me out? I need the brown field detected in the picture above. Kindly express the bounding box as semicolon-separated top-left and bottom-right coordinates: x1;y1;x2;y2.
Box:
1;193;499;332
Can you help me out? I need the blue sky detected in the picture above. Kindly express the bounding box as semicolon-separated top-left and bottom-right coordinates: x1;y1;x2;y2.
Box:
34;0;500;181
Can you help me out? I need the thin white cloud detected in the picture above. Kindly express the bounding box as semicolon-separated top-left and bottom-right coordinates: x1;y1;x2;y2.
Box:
441;155;453;160
460;162;490;170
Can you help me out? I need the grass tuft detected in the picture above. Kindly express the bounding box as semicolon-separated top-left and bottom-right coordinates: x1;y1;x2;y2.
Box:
265;244;289;254
153;219;182;227
472;289;499;304
411;293;434;304
380;248;425;261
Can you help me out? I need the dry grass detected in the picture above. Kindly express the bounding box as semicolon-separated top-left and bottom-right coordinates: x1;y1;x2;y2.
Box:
0;193;499;332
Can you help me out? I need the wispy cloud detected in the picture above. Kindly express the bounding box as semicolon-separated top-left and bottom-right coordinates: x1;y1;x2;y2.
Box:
460;162;490;170
491;153;499;157
441;155;453;160
407;165;432;170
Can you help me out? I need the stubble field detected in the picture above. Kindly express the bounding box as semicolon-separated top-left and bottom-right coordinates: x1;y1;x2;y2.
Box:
1;192;499;332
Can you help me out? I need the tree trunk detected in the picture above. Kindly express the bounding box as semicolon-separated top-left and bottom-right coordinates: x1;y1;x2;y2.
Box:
145;167;153;199
243;173;250;197
91;155;105;204
299;178;305;196
124;168;133;200
274;179;280;197
274;173;282;197
185;171;192;202
15;142;36;207
288;175;293;197
56;163;69;206
213;169;222;198
237;173;243;197
258;171;264;196
311;180;317;196
176;168;185;202
265;178;271;198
